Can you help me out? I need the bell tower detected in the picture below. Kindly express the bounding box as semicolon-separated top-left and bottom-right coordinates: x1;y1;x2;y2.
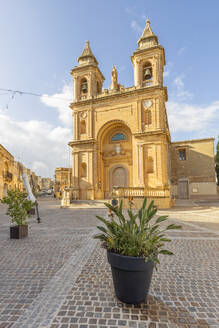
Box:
131;19;165;88
71;41;105;102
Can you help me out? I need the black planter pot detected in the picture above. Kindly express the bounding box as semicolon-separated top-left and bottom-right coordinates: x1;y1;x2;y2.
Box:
107;251;154;304
10;225;28;239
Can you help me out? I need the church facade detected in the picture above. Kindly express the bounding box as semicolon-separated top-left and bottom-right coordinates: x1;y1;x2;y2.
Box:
68;20;217;208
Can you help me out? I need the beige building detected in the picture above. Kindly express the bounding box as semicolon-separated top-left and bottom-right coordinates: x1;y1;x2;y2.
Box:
67;19;216;207
55;168;72;198
171;138;217;199
0;143;52;199
14;161;25;192
39;177;53;190
0;145;14;198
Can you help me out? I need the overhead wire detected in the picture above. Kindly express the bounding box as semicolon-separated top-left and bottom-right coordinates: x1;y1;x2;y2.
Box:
0;88;73;102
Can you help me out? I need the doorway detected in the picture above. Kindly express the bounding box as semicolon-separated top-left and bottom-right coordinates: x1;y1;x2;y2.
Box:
106;165;128;199
178;180;189;199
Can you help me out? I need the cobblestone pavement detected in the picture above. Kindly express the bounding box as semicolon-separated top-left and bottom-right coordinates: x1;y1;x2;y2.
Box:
0;198;219;328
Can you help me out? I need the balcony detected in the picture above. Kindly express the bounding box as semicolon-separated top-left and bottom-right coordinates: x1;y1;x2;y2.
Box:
2;171;13;182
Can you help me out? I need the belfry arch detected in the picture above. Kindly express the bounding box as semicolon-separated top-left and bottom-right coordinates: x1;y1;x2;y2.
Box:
97;120;133;199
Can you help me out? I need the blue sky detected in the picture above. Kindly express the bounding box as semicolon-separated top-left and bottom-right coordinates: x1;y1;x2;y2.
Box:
0;0;219;177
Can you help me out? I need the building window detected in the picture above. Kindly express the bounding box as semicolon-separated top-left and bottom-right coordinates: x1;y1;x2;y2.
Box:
112;133;126;142
179;149;186;161
80;78;88;94
80;162;87;178
143;62;152;81
144;110;152;125
80;120;86;134
147;156;154;173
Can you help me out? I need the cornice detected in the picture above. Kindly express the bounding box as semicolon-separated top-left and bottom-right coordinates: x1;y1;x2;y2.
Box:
68;139;96;147
71;64;105;80
171;137;215;145
70;85;168;109
133;129;169;138
131;45;166;65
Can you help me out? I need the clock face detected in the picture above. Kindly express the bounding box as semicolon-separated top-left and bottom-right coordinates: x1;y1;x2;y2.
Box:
144;100;152;108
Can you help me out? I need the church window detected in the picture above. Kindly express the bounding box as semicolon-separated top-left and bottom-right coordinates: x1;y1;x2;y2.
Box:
112;133;126;142
147;156;154;174
179;149;186;161
143;62;152;81
80;78;88;94
144;110;152;125
80;120;86;134
80;162;87;178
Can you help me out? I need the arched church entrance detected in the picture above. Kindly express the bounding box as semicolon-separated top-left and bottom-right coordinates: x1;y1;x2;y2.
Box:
97;121;133;199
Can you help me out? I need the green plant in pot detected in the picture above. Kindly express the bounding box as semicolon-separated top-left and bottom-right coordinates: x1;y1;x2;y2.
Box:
94;198;181;304
1;189;35;239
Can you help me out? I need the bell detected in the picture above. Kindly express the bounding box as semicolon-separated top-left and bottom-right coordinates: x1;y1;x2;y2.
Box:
81;82;88;93
144;68;152;80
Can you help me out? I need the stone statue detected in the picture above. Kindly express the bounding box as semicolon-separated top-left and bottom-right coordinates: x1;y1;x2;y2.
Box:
110;66;124;92
110;66;118;90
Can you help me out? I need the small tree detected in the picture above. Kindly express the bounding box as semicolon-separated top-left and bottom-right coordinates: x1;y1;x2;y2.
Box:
1;190;35;225
216;137;219;186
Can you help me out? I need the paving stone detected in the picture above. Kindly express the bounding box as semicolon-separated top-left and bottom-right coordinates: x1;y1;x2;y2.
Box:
1;199;219;327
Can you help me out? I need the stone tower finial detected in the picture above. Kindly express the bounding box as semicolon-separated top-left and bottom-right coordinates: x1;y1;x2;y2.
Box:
137;18;158;50
77;40;98;66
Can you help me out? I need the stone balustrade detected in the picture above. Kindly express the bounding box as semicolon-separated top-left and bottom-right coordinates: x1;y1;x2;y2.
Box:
113;186;170;198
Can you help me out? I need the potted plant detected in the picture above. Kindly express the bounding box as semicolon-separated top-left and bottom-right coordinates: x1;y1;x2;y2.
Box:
1;189;35;239
94;198;181;304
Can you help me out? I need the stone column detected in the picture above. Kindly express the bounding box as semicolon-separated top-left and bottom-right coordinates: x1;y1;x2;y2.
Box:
73;77;78;101
155;98;160;130
138;143;144;186
134;59;141;87
73;152;79;187
87;74;92;99
134;60;137;87
75;113;79;140
88;150;94;200
88;110;92;138
156;144;163;186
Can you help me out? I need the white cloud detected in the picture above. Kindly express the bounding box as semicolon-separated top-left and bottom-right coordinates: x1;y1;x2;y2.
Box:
172;75;193;100
163;62;174;78
125;6;147;21
177;47;187;56
0;84;74;178
167;100;219;134
40;84;73;127
31;161;48;173
131;20;143;34
0;113;72;177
